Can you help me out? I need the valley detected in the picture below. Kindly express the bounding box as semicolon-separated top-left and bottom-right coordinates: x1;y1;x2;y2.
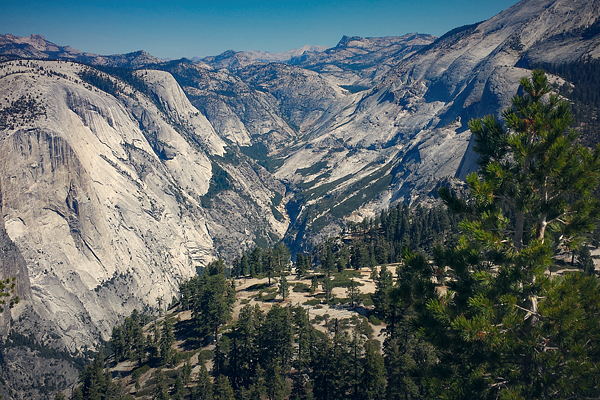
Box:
1;0;600;397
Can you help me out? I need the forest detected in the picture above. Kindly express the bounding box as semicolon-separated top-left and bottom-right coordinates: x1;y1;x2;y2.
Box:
60;70;600;399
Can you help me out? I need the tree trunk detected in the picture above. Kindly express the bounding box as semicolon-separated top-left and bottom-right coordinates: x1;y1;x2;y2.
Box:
515;211;525;250
536;214;547;242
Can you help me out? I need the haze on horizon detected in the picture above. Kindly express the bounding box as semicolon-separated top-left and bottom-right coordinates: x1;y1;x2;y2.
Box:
2;0;521;60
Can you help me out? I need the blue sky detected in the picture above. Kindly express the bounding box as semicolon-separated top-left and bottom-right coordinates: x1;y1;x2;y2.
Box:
2;0;521;59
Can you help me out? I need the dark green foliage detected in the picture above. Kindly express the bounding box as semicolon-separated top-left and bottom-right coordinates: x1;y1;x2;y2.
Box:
320;245;335;274
359;340;386;400
87;64;152;96
372;265;393;320
321;274;334;303
72;354;128;400
346;278;362;308
192;361;214;400
109;309;149;365
201;162;231;207
278;274;289;300
78;68;120;96
0;94;46;130
295;252;311;277
577;244;596;275
159;318;175;365
172;373;185;400
426;70;600;399
336;204;461;272
152;369;170;400
231;243;292;281
239;142;285;172
213;375;235;400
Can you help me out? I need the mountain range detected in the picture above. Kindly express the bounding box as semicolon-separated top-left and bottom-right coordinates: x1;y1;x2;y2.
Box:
1;0;599;397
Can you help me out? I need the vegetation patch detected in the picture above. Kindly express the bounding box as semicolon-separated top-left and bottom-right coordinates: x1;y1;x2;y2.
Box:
297;160;329;176
340;84;371;93
200;162;230;208
239;142;285;172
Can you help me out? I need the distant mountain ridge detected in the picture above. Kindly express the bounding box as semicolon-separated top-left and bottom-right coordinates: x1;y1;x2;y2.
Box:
0;33;162;67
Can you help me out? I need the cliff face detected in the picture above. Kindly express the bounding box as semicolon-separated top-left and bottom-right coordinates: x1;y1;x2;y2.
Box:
0;60;286;358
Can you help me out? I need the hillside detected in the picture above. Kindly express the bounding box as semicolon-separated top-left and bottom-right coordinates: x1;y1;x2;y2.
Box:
71;265;394;399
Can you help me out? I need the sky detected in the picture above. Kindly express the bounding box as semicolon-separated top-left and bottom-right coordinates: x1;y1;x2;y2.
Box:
2;0;522;59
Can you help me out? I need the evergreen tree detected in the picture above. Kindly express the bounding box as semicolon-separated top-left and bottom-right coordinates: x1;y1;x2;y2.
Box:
173;373;185;400
310;275;318;295
193;360;214;400
74;353;116;400
263;249;276;286
260;305;294;373
192;264;236;376
230;304;263;390
577;243;596;275
250;247;263;277
359;340;386;400
152;369;170;400
278;274;290;301
274;243;291;272
321;245;335;274
346;278;362;308
240;253;250;277
159;318;175;365
372;265;393;320
296;253;309;278
213;375;235;400
429;69;600;399
337;245;350;272
292;306;311;370
182;359;193;385
321;274;334;303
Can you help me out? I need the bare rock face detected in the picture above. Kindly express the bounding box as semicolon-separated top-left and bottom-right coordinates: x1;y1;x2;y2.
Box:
0;60;286;365
291;34;437;87
0;60;210;351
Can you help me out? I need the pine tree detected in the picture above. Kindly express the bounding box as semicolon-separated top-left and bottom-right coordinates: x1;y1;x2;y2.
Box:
213;375;235;400
372;265;393;320
359;340;386;400
230;304;263;390
310;275;318;295
429;69;600;399
173;373;185;400
274;243;291;272
250;247;262;277
192;265;236;376
278;274;290;300
346;278;362;308
263;249;276;286
152;369;170;400
193;360;214;400
159;318;175;365
240;253;250;277
321;245;335;274
75;353;116;400
577;243;596;275
321;274;334;303
182;359;193;385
